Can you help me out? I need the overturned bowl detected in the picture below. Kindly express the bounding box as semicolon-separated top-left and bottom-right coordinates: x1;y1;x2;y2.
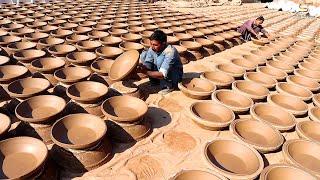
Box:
286;75;320;92
54;67;91;84
276;82;313;101
67;81;108;104
178;78;216;100
267;94;308;116
200;71;234;89
259;164;317;180
232;80;269;102
244;72;277;89
212;90;253;113
296;121;320;143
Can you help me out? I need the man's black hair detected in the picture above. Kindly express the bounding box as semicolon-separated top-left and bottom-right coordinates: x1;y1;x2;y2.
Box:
150;30;167;43
257;16;265;22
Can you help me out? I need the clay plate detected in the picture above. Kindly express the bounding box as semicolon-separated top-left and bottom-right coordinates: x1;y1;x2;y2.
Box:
296;121;320;143
178;78;216;100
200;71;234;89
54;67;91;84
276;82;313;101
259;164;317;180
232;80;269;101
67;81;109;103
171;170;227;180
51;113;107;149
286;75;320;92
7;78;50;99
244;72;277;89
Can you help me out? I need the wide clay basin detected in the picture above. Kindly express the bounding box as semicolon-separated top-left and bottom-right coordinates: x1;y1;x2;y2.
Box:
230;58;257;71
276;82;313;101
93;24;111;31
215;63;245;78
15;95;66;123
178;78;216;100
128;26;146;33
76;40;102;51
65;34;90;44
13;49;46;63
309;107;320;121
139;31;153;39
119;42;144;52
296;121;320;143
37;37;64;49
87;30;110;39
267;94;308;116
99;36;123;46
259;164;317;180
67;81;108;104
0;65;29;84
96;46;124;59
244;72;277;89
174;33;193;41
242;54;266;66
189;101;235;130
313;94;320;107
0;35;22;46
180;41;202;51
0;56;10;66
51;113;107;149
282;139;320;177
232;80;269;102
207;35;225;43
121;33;142;42
54;67;91;84
212;90;253;113
108;28;128;36
90;59;114;76
0;137;48;179
7;77;50;99
230;118;284;153
294;69;320;82
59;22;78;30
37;25;59;33
2;23;24;31
257;66;287;81
172;170;226;180
6;41;37;55
48;44;76;57
50;29;73;38
252;38;270;46
31;57;65;74
299;61;320;72
72;26;92;34
101;95;148;122
200;71;234;89
10;27;35;36
66;51;97;66
205;139;263;180
267;60;294;74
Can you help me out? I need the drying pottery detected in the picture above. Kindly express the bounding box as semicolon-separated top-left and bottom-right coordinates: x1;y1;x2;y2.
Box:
215;63;245;79
119;42;144;52
67;81;108;104
282;139;320;177
101;95;148;123
296;121;320;143
174;33;193;41
0;137;47;179
87;30;110;39
139;31;153;39
212;90;253;113
252;38;270;46
232;80;269;102
31;57;65;74
15;95;66;123
180;41;202;51
230;118;284;153
244;72;277;89
200;71;234;89
242;54;266;66
50;29;73;38
0;65;29;85
178;78;216;100
2;23;24;31
99;36;123;46
167;36;179;45
313;94;320;107
267;94;308;116
189;101;234;130
274;54;299;67
108;28;128;36
6;41;37;56
96;46;124;60
267;60;294;74
286;75;320;92
309;107;320;122
0;35;22;46
37;25;59;33
48;44;76;57
207;35;225;44
54;67;91;86
37;37;64;50
59;23;78;30
90;59;114;76
66;51;97;66
259;164;317;180
0;56;10;66
250;50;273;60
79;21;97;27
205;139;263;180
0;113;11;137
13;49;46;63
66;34;90;44
141;39;150;49
299;61;320;72
121;33;142;42
257;66;287;81
276;82;313;101
294;69;320;82
93;24;111;31
128;26;146;34
171;170;227;180
230;58;257;71
51;113;107;149
72;26;92;34
76;40;102;52
10;27;35;37
7;77;50;99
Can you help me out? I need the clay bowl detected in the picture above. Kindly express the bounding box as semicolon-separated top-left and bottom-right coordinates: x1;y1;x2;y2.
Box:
309;107;320;121
178;78;216;100
299;62;320;72
195;38;214;48
66;51;97;66
252;38;270;46
0;65;29;84
37;25;59;33
257;66;287;81
276;82;313;101
189;101;234;130
59;22;78;30
244;72;277;89
212;90;253;113
171;170;227;180
26;21;47;29
267;94;308;117
96;46;123;59
139;31;153;39
0;56;10;66
54;67;91;85
99;36;122;46
215;64;245;79
67;81;108;104
72;26;92;34
31;57;65;74
296;121;320;143
87;30;109;39
37;37;65;50
140;39;150;49
230;58;257;72
205;139;263;180
15;95;66;123
93;24;111;31
0;137;47;179
0;35;22;46
76;40;102;52
108;28;128;36
119;42;144;52
90;59;114;76
50;29;73;38
230;118;284;153
65;34;90;44
121;33;142;42
48;44;76;57
207;35;225;43
51;113;107;149
313;94;320;107
287;75;320;92
6;41;37;55
10;27;35;36
250;50;273;60
232;80;269;102
7;77;50;99
180;41;202;51
101;95;148;122
259;164;317;180
2;23;24;31
79;20;97;27
13;49;46;63
242;54;266;66
274;54;300;67
109;50;139;81
174;33;193;41
200;71;234;89
267;60;294;74
0;113;10;136
294;69;320;82
282;139;320;177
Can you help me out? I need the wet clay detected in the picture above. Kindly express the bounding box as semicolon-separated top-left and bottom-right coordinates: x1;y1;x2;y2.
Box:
163;131;196;152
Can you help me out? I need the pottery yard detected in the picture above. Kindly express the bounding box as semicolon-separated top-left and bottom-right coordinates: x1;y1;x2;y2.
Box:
0;0;320;179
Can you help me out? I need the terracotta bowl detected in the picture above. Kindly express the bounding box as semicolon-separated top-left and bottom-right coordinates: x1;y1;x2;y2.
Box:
267;94;308;116
65;34;90;44
189;101;234;130
119;42;144;52
212;90;253;113
0;65;29;84
180;41;202;51
101;95;148;122
59;22;78;30
230;118;284;153
286;75;320;92
309;107;320;121
50;29;73;38
7;77;50;99
257;66;287;81
207;35;225;43
2;23;24;31
0;137;47;179
72;26;92;34
15;95;66;123
128;26;145;33
31;57;65;74
0;56;10;66
250;49;274;60
66;51;96;66
282;139;320;177
230;58;257;71
37;37;64;50
76;40;102;52
267;60;294;74
37;25;59;33
54;67;91;84
244;72;277;89
139;31;153;39
140;39;150;49
259;164;317;180
174;33;193;41
48;44;76;57
13;49;46;63
242;54;266;66
274;54;299;67
10;27;35;36
276;82;313;101
299;61;320;72
178;78;216;100
313;94;320;107
294;69;320;82
232;80;269;102
0;113;11;136
215;64;245;79
93;24;111;31
195;38;214;48
99;36;122;46
109;50;139;81
87;30;109;39
252;38;270;46
108;28;128;36
51;113;107;149
96;46;123;59
90;59;114;76
200;71;234;89
121;33;142;42
0;35;22;46
171;170;227;180
296;121;320;143
67;81;108;104
205;139;263;180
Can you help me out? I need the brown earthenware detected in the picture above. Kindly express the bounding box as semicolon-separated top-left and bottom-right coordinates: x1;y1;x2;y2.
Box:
37;37;64;50
48;44;76;57
0;113;11;137
231;58;257;72
244;72;277;89
267;94;308;116
267;60;294;74
0;35;22;46
286;75;320;92
276;82;313;101
257;66;287;81
259;164;317;180
87;30;110;39
50;29;73;38
108;28;128;36
119;42;144;52
95;46;123;59
72;26;93;34
99;36;123;46
232;80;269;102
178;78;216;100
31;57;65;74
90;59;114;76
171;170;227;180
76;40;102;52
67;81;108;104
212;90;253;113
200;71;234;89
66;34;90;44
54;67;91;85
215;64;245;79
242;54;266;66
296;121;320;143
66;51;97;66
13;49;46;63
294;69;320;82
121;33;142;42
6;41;37;56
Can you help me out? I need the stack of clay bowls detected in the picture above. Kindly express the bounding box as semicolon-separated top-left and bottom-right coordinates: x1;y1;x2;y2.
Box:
51;113;112;172
178;78;216;100
101;95;150;143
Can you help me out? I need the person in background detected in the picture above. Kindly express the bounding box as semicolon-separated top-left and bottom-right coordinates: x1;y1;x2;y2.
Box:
137;30;183;95
237;16;270;41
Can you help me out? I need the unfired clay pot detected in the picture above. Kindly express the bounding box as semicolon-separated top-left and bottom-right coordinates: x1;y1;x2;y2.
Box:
0;35;22;46
212;90;253;113
90;59;114;76
66;51;97;66
200;71;234;89
54;67;91;86
296;121;320;143
13;49;46;63
299;61;320;72
286;75;320;93
0;65;29;85
95;46;123;59
76;40;102;52
232;80;269;102
309;107;320;122
259;164;317;180
37;37;64;50
244;72;277;89
231;58;257;72
294;69;320;82
215;63;245;79
0;113;11;137
99;36;123;46
267;94;308;117
276;82;313;102
178;78;216;100
267;60;294;74
170;170;227;180
65;34;90;44
48;44;76;57
257;66;287;81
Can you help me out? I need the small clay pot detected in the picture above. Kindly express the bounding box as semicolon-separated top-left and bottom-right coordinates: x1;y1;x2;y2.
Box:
200;71;234;89
294;69;320;82
48;44;76;57
313;94;320;107
257;66;287;81
215;64;245;79
212;90;253;113
259;164;317;180
205;139;264;180
119;42;144;52
2;23;24;31
267;94;308;117
127;26;146;34
273;54;299;67
67;81;108;104
276;82;313;102
244;72;277;89
296;121;320;143
0;65;29;84
231;58;257;72
95;46;123;59
31;57;65;74
54;67;91;85
13;49;46;63
93;24;111;31
230;118;284;153
178;78;216;100
286;75;320;92
75;40;102;52
66;34;90;44
37;37;64;50
180;41;202;51
232;80;269;102
207;35;225;44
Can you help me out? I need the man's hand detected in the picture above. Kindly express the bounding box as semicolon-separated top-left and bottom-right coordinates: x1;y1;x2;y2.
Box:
136;64;148;74
256;34;261;39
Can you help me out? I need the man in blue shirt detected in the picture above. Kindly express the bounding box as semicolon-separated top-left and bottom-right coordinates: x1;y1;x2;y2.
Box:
137;30;183;95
